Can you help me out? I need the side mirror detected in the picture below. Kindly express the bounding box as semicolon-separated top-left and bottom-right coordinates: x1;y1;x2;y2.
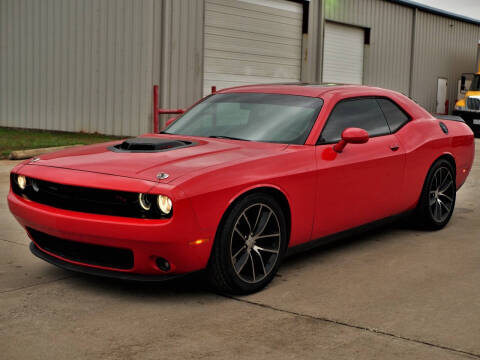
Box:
333;127;369;153
165;117;177;128
460;76;466;92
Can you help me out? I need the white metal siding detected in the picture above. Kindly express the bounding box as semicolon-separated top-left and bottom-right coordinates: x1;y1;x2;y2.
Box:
323;21;364;84
323;0;414;94
203;0;303;95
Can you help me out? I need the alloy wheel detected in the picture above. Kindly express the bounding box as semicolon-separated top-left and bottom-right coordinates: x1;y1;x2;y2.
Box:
428;166;455;223
230;203;281;284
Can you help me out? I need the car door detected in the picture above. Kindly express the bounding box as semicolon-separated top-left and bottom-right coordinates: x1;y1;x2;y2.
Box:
312;97;406;240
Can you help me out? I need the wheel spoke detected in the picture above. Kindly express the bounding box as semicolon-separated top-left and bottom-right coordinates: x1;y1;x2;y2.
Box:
234;251;249;273
438;171;449;190
232;245;246;259
439;179;453;193
438;198;450;212
249;253;255;282
433;172;439;189
255;210;272;236
253;248;267;275
435;201;441;220
253;245;279;254
255;233;280;240
242;213;252;233
438;192;453;202
234;226;246;241
253;205;263;233
429;191;437;205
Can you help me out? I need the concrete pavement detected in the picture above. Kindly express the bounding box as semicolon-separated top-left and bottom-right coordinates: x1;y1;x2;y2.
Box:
1;141;479;359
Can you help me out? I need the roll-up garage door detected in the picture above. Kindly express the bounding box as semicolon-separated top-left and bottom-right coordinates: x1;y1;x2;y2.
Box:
323;22;364;85
204;0;303;95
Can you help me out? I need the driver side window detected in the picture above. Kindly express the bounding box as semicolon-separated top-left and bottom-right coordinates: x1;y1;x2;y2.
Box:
318;98;390;144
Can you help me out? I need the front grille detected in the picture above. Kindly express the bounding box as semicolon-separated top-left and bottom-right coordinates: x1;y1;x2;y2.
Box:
28;228;134;270
467;97;480;110
10;174;166;219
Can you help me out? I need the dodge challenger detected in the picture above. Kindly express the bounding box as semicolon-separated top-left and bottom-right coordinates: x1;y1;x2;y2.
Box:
8;84;475;294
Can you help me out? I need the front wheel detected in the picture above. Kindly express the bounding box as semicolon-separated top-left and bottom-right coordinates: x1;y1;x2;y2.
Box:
415;159;456;230
207;193;287;294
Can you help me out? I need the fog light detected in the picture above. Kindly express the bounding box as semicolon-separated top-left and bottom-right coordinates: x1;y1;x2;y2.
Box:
156;257;170;272
157;195;172;215
17;175;27;190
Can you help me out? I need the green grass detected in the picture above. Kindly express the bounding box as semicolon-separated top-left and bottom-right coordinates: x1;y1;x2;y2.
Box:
0;127;124;158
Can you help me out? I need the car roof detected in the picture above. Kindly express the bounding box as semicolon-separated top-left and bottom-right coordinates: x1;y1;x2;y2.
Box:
217;83;394;98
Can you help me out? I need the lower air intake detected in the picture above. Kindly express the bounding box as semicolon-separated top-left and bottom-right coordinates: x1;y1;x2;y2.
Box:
28;228;134;270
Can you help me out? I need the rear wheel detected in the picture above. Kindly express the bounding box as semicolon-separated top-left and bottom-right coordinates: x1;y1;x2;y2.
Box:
415;159;456;230
207;193;287;294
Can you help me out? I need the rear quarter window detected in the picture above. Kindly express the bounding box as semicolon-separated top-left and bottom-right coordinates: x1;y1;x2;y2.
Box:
376;98;410;132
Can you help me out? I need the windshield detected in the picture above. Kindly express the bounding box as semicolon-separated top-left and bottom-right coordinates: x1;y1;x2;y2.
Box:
470;75;480;91
163;93;323;145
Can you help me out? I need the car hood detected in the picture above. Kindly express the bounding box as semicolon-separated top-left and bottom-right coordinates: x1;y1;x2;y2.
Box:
27;135;289;183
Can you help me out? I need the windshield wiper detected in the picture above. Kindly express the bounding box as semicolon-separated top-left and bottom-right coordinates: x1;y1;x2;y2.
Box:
208;135;249;141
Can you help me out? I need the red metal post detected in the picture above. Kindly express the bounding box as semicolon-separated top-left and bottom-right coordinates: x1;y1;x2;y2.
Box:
211;85;216;94
153;85;159;133
158;109;185;114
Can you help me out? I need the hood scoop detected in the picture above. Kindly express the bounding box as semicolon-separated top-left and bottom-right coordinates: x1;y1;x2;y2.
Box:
109;137;195;153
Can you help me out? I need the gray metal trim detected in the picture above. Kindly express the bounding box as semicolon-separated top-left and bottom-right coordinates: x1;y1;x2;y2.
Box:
387;0;480;25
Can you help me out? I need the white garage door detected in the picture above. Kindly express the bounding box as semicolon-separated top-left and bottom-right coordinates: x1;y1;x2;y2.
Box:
203;0;303;95
323;22;364;85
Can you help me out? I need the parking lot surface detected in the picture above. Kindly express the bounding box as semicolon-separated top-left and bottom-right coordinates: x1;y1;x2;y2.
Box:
1;140;479;359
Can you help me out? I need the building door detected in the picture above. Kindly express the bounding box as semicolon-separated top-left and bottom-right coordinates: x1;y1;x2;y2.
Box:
203;0;303;95
436;78;448;114
323;22;364;85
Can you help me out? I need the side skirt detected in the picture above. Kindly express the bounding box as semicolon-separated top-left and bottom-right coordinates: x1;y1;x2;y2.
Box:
285;210;413;257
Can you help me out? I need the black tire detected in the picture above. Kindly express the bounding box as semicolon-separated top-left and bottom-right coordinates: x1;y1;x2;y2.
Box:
207;193;287;294
414;158;456;230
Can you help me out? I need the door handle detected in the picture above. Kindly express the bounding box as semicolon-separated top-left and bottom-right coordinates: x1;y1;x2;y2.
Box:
390;145;400;152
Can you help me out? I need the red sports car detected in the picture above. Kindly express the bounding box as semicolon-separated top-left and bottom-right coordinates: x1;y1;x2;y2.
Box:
8;84;475;294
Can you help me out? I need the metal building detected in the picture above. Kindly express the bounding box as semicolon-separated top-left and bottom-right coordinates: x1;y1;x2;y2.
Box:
1;0;480;136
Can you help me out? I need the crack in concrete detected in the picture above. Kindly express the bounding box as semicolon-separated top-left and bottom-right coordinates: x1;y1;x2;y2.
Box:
0;275;74;295
226;295;480;359
0;237;28;247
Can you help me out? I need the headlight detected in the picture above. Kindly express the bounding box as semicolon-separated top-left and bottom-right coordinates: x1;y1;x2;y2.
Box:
157;195;172;215
138;193;152;211
16;175;27;190
455;100;466;111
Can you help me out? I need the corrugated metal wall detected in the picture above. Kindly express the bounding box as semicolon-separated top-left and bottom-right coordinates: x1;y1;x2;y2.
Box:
0;0;158;136
2;0;480;135
411;10;480;112
0;0;204;136
157;0;204;125
323;0;414;95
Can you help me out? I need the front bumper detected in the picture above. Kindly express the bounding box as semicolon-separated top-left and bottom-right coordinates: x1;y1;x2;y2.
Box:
8;190;213;276
452;110;480;133
29;242;186;281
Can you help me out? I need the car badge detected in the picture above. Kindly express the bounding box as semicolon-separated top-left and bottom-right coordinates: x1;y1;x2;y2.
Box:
157;172;169;180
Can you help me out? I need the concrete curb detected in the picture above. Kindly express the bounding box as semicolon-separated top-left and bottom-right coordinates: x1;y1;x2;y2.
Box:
8;144;84;160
